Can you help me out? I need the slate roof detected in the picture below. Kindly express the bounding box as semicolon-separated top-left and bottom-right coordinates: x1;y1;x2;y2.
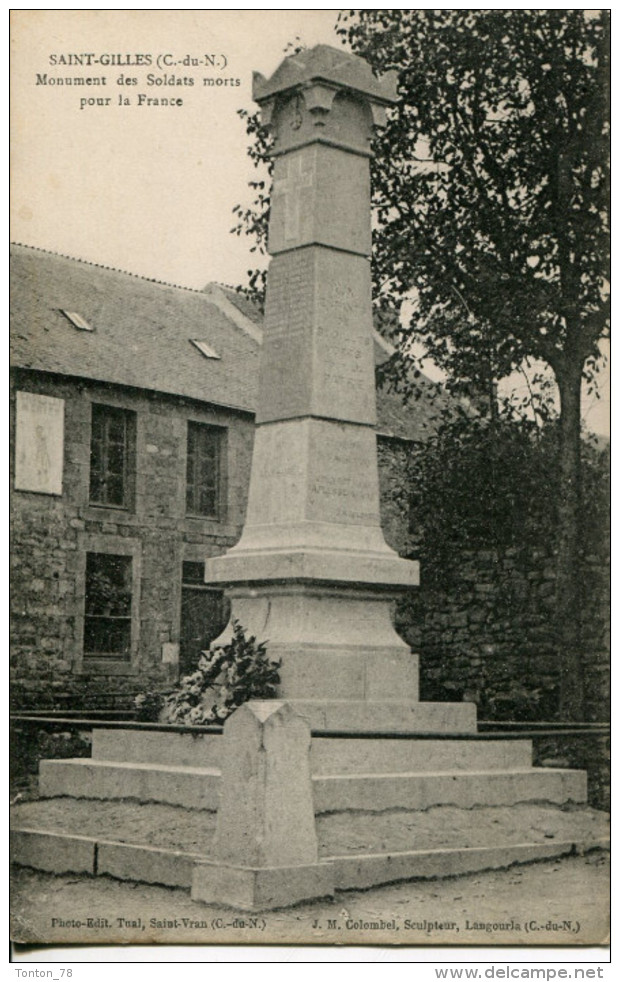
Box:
10;243;450;442
209;284;263;327
10;244;260;414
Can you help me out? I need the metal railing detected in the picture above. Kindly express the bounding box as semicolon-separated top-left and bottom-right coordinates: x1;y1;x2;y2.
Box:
10;714;610;740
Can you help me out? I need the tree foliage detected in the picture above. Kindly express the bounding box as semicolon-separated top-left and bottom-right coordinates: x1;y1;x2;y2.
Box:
232;11;609;718
406;413;609;582
336;9;609;406
234;12;609;399
231;107;273;308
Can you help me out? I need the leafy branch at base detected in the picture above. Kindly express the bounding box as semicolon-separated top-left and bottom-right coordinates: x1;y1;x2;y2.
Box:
134;620;280;724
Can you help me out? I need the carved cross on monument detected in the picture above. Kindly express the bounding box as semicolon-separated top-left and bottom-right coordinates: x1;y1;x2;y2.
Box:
204;45;475;736
271;152;314;240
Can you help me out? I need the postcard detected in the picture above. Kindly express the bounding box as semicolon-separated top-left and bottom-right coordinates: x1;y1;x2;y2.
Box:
10;9;610;951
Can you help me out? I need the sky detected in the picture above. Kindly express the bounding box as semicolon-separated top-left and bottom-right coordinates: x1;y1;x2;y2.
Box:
10;9;609;436
10;10;342;290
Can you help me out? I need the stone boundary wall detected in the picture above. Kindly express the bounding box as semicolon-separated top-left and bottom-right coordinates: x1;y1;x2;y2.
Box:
397;545;609;724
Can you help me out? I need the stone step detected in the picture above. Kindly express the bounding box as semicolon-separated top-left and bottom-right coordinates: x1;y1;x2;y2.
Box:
12;797;608;858
330;840;610;892
92;728;534;775
289;700;478;733
318;801;608;857
11;798;609;895
39;759;220;810
312;768;587;813
10;829;202;888
39;757;586;811
310;737;533;775
92;730;222;768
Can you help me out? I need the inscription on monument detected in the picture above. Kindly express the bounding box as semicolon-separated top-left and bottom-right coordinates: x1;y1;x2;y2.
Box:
313;147;371;254
313;252;375;423
243;424;306;527
271;149;315;241
306;422;380;527
263;251;313;342
258;247;376;426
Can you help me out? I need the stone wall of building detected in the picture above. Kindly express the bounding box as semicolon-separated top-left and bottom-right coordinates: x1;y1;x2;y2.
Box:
10;369;255;709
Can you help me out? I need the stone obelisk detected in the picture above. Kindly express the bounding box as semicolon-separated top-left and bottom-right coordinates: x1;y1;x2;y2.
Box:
205;46;475;735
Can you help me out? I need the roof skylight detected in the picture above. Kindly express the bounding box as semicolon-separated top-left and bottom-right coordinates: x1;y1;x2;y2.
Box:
61;310;94;332
190;339;221;360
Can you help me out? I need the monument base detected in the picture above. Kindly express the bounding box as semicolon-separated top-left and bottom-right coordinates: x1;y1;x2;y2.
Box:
204;544;419;590
13;705;603;913
191;860;335;911
204;578;428;717
286;699;477;733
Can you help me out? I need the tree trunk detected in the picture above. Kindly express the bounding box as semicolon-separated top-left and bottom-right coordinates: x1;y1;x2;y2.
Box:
555;358;585;720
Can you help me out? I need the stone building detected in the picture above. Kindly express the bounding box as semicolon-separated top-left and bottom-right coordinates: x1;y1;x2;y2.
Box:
10;243;444;710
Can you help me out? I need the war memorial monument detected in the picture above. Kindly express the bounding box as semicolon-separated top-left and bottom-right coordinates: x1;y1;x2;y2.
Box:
11;46;608;918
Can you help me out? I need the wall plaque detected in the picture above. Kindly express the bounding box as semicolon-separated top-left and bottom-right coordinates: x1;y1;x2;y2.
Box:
15;391;65;495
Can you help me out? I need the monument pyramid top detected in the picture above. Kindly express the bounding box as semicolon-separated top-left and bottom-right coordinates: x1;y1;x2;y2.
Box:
252;44;398;106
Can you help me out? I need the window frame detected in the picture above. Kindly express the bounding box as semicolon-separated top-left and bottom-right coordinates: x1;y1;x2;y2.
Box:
83;551;133;661
74;536;141;675
179;560;229;674
185;420;225;520
89;402;136;510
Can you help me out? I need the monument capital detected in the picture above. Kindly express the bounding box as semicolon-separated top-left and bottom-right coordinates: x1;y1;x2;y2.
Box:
253;44;398;156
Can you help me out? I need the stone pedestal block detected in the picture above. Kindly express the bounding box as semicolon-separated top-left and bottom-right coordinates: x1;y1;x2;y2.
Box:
207;583;417;703
191;701;334;909
231;418;384;542
192;861;334;912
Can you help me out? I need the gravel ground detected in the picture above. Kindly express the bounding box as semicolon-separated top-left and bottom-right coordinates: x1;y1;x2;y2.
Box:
11;850;609;948
11;798;610;855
